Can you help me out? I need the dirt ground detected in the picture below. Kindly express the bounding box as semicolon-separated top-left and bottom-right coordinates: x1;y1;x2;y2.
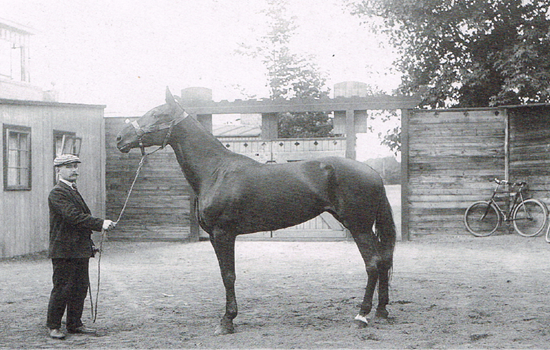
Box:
1;233;550;349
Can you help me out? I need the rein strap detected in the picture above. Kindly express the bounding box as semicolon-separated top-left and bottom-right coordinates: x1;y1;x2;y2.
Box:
90;153;148;323
92;109;190;320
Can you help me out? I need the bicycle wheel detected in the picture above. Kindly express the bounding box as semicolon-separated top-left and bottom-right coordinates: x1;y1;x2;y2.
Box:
464;201;500;237
513;199;548;237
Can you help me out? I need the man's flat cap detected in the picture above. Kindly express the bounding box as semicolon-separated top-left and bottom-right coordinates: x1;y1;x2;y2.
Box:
54;154;81;167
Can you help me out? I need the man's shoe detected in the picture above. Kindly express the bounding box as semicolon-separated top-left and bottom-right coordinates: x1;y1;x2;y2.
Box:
49;328;66;339
67;326;96;334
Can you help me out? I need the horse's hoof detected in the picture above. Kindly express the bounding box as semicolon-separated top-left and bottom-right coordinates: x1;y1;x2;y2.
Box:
375;309;389;319
354;314;369;328
214;322;234;336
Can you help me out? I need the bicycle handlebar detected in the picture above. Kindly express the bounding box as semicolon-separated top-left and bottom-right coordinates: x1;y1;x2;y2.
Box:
492;178;527;187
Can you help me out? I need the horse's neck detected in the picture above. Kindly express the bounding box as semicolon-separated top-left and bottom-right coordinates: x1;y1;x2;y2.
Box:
169;117;231;194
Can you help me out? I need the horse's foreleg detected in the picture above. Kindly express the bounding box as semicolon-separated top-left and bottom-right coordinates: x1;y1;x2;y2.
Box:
210;230;237;335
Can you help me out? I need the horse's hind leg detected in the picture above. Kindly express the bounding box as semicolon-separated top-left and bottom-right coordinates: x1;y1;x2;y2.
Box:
375;258;392;319
350;230;381;327
210;229;238;335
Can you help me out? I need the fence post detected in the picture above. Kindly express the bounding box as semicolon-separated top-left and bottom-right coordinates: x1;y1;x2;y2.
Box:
400;108;410;241
261;113;278;139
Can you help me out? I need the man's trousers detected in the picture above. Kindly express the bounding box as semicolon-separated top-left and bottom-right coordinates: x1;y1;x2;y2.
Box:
46;258;89;330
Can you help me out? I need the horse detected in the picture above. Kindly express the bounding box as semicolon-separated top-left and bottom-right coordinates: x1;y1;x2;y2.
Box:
116;88;396;335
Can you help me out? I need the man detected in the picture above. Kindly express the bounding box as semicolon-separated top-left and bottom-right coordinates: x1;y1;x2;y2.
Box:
46;154;115;339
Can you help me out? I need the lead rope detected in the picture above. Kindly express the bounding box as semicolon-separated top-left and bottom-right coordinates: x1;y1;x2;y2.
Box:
90;146;165;322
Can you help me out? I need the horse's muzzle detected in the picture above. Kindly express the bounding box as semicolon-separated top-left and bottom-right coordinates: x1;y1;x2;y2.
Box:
117;141;132;153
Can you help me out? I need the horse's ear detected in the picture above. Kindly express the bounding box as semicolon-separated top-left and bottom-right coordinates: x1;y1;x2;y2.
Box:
166;87;177;106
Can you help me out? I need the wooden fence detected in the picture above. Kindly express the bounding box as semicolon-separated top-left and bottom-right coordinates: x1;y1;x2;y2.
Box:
402;104;550;238
403;108;506;236
508;106;550;198
221;137;346;164
105;118;192;241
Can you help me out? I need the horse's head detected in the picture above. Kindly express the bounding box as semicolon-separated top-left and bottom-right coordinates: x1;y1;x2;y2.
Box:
116;88;187;154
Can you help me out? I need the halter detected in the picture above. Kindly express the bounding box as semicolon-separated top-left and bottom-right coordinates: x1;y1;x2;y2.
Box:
128;108;189;155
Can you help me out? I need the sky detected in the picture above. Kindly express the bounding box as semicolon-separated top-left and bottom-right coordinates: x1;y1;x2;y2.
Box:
1;0;402;159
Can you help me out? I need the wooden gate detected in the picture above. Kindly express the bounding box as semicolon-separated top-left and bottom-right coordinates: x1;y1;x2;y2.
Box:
220;137;349;240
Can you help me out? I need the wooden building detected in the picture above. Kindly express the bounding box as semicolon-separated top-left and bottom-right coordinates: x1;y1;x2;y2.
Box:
401;104;550;239
1;99;105;258
0;19;37;99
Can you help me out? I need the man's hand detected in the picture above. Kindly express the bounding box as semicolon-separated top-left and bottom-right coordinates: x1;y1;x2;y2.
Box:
102;220;116;231
91;245;100;257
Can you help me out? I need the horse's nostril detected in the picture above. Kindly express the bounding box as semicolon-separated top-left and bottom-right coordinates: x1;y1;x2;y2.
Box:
116;135;121;142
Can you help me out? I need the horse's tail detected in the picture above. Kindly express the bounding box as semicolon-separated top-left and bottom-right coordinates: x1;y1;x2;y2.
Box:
375;188;396;266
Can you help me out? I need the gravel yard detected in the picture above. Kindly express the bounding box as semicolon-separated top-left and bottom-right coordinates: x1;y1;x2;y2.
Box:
1;233;549;349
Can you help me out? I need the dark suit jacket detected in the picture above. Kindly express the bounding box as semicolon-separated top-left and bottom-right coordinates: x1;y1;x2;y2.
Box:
48;182;104;258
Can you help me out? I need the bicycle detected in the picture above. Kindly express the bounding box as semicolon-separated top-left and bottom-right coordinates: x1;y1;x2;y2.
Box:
464;179;548;237
546;214;550;243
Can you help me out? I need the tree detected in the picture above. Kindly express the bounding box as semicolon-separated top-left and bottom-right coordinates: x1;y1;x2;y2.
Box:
237;0;333;138
347;0;550;108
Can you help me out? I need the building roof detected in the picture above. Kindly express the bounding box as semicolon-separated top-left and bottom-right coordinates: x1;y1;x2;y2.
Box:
0;18;35;35
500;103;550;109
410;103;550;113
0;98;105;109
182;95;421;114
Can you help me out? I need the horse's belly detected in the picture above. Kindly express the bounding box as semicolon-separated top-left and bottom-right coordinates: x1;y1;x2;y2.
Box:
216;197;326;234
241;205;323;233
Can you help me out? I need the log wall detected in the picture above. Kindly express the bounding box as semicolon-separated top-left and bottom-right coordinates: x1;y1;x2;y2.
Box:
404;108;506;236
508;106;550;205
105;117;192;241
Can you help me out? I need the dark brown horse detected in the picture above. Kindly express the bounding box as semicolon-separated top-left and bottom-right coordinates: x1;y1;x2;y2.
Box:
116;88;396;335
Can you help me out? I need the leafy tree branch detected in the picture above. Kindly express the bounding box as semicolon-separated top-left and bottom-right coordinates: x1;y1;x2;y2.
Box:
346;0;550;108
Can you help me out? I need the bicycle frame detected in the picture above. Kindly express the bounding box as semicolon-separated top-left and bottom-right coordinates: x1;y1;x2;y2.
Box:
486;181;526;222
